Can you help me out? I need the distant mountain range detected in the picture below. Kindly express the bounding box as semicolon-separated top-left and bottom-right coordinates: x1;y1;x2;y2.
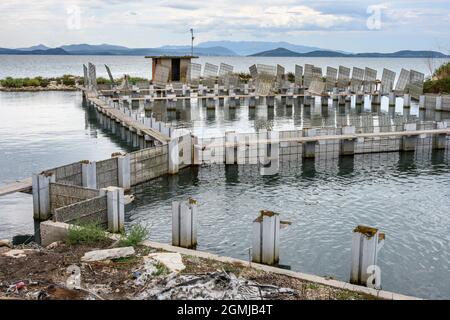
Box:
0;42;448;58
250;47;450;58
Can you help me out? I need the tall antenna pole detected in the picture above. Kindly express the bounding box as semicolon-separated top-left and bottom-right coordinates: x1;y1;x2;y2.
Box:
190;28;195;56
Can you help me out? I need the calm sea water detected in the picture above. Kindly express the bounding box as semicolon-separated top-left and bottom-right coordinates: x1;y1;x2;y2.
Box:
0;55;448;79
0;56;449;299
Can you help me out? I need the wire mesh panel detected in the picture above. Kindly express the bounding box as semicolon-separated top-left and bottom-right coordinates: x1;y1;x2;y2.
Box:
364;67;377;93
188;62;202;86
83;64;89;87
249;64;258;80
304;64;315;88
295;65;303;86
337;66;350;90
308;79;326;95
313;67;323;79
88;63;97;90
381;68;396;94
408;70;425;100
105;64;115;85
257;64;276;76
219;63;233;77
203;63;219;88
203;63;219;78
395;68;410;92
350;67;364;93
325;67;338;91
255;71;276;96
154;64;170;87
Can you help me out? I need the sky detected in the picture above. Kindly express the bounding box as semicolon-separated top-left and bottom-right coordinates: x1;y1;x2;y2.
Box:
0;0;449;53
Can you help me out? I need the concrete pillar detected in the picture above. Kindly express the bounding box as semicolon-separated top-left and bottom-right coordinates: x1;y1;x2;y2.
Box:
402;123;418;151
350;225;385;289
436;96;443;111
388;92;396;106
81;161;97;189
206;97;215;109
340;126;356;156
321;96;328;107
302;128;317;158
266;96;275;107
356;94;364;106
172;199;197;249
419;95;425;110
338;94;346;106
252;210;280;265
372;93;381;106
114;153;131;190
249;96;257;108
434;122;448;150
32;172;56;221
304;95;312;106
403;94;411;108
100;187;125;233
225;131;237;165
168;138;179;174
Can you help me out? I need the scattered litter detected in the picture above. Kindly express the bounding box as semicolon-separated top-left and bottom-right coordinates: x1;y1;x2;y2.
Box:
136;272;298;300
81;247;135;262
147;253;185;273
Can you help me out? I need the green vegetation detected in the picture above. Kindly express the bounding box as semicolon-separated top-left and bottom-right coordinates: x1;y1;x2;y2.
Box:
118;224;150;248
424;62;450;94
66;220;108;245
238;72;252;83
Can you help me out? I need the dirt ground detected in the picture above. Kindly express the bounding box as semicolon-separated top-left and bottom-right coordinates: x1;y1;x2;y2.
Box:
0;243;374;300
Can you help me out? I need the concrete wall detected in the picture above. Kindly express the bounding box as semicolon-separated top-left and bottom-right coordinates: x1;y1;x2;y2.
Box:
49;183;100;213
178;134;193;169
45;162;83;186
53;195;108;226
130;145;169;186
96;158;119;189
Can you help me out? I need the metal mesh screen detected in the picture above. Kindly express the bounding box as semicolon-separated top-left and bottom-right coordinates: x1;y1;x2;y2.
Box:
295;65;303;86
381;68;396;94
364;67;377;93
326;67;338;91
337;66;350;90
395;68;410;92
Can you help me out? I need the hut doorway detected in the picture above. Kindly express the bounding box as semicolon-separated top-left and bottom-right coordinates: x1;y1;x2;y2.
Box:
171;58;181;82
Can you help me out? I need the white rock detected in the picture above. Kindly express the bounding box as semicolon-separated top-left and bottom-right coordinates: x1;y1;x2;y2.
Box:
147;253;186;273
81;247;135;262
0;240;11;248
2;249;36;259
46;241;61;250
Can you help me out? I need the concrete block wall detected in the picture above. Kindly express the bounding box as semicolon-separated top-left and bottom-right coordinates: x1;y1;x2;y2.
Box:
279;130;303;163
53;195;108;226
96;158;119;189
177;134;193;169
49;183;100;213
44;162;83;186
355;137;402;154
129;145;169;185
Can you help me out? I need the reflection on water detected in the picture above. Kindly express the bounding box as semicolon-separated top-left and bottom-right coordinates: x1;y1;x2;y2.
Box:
1;90;450;299
128;151;450;299
148;95;449;138
0;91;130;238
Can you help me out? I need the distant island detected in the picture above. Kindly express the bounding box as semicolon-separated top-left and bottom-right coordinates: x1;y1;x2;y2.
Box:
250;47;450;58
0;41;448;58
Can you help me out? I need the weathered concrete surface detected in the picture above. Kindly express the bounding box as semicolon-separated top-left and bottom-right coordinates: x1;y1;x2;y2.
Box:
142;240;421;300
81;247;135;262
147;253;186;273
40;221;71;247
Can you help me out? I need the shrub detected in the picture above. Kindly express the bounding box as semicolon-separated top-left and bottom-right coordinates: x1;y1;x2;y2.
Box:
118;224;150;247
61;75;75;86
433;62;450;80
66;220;108;245
424;78;450;94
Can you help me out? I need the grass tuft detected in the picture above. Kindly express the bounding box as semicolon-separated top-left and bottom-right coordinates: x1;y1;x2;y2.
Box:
66;220;108;245
118;224;150;248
